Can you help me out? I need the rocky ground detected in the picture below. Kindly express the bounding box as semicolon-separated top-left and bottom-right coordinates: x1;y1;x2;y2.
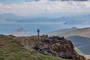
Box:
0;35;86;60
34;36;86;60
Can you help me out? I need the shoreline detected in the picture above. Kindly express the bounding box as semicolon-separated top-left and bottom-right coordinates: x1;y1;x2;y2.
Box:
75;47;90;60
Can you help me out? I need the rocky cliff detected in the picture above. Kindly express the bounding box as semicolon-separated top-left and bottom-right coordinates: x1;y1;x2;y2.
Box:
0;34;85;60
34;36;86;60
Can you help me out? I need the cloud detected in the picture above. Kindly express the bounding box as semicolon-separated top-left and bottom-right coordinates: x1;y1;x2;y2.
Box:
0;1;90;25
0;1;90;17
0;21;65;25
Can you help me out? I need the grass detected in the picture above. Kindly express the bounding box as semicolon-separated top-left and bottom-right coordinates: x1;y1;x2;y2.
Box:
0;35;70;60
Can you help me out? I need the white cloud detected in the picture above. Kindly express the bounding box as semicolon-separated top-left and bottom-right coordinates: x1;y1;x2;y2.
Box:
0;1;90;17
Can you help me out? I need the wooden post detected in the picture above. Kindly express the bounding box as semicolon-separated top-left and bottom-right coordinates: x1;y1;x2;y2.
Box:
37;29;40;40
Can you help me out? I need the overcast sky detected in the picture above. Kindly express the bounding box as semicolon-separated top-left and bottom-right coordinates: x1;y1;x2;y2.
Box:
0;0;90;16
0;0;90;24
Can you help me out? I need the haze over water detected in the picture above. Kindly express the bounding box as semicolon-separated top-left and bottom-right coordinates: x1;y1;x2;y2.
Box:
0;24;90;34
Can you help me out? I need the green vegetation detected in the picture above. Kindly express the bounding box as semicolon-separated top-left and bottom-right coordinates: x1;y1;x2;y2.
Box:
0;35;70;60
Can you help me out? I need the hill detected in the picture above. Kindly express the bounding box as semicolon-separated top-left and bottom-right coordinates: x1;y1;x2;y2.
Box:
48;27;90;38
48;27;78;36
0;35;70;60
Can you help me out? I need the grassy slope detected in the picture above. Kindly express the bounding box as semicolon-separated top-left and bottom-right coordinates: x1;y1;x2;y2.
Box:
0;35;70;60
52;28;90;38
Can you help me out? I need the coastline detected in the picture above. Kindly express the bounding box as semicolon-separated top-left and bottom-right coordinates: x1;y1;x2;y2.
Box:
75;47;90;60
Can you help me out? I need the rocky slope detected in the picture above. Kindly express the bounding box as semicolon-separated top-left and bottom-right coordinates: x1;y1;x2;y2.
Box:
0;35;68;60
34;36;86;60
48;27;90;60
0;35;86;60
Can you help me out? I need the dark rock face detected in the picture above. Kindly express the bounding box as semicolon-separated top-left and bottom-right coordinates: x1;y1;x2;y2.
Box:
34;36;86;60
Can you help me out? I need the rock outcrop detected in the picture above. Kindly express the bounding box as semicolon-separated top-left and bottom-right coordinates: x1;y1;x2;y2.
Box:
34;36;86;60
0;34;86;60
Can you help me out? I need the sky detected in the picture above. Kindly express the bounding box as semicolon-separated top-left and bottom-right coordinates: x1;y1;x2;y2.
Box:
0;0;90;34
0;0;90;20
0;1;90;16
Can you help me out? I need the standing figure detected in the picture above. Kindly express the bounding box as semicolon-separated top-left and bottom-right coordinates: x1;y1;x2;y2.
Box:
37;29;40;40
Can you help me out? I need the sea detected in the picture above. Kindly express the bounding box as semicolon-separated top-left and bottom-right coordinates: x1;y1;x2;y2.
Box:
0;24;90;35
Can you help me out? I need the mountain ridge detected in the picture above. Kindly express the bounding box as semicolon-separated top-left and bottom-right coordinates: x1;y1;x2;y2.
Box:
48;27;90;38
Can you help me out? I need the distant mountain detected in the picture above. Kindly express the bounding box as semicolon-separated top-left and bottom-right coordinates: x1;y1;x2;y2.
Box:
48;27;78;36
67;36;90;55
49;27;90;38
9;28;30;36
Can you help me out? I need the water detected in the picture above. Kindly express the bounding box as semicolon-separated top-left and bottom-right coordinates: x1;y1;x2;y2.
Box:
0;24;90;35
67;36;90;55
